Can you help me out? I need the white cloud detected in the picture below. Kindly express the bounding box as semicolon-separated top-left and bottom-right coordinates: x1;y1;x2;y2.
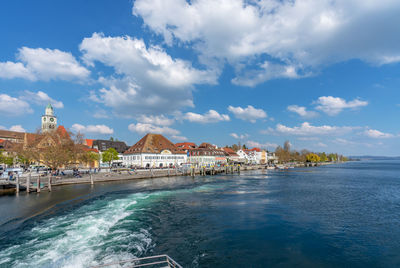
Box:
92;109;111;119
232;62;304;87
0;94;33;116
71;124;114;135
287;105;318;118
171;135;188;141
22;91;64;108
314;96;368;116
183;110;230;123
9;125;26;132
128;123;180;136
228;105;267;123
364;129;395;139
0;47;89;81
264;122;356;136
316;142;328;148
0;62;34;80
246;140;278;149
230;133;249;139
0;125;26;132
80;33;217;115
137;114;174;126
134;0;400;86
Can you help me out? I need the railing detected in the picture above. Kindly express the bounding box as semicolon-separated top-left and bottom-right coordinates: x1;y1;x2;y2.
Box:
90;254;182;268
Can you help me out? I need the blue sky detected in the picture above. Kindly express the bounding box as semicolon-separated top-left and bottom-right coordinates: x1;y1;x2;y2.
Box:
0;0;399;156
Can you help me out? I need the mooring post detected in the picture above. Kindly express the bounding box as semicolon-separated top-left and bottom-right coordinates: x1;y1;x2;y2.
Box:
16;174;20;194
37;175;41;193
27;172;31;193
48;174;52;192
90;173;94;185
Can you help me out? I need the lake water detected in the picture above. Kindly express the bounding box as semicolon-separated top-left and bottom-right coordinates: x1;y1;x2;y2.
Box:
0;160;399;267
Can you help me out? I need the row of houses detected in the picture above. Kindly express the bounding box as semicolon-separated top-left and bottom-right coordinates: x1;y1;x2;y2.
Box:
0;104;277;169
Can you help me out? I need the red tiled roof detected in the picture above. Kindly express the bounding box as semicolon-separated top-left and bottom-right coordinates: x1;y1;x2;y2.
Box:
125;133;186;154
250;147;261;152
85;139;94;147
56;125;70;139
175;142;197;149
0;139;4;143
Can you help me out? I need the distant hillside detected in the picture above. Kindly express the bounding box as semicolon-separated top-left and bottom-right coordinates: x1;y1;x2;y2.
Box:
349;156;400;160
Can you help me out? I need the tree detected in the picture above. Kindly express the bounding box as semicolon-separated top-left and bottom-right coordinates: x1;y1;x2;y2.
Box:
79;151;100;168
284;140;291;152
102;148;119;169
328;153;337;162
306;153;320;163
319;152;328;162
232;144;239;151
0;151;14;166
242;144;247;149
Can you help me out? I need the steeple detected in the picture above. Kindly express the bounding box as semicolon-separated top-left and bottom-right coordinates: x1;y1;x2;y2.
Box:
42;103;57;133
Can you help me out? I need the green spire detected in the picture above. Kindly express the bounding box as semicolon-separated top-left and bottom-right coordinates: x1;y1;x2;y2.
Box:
46;103;53;109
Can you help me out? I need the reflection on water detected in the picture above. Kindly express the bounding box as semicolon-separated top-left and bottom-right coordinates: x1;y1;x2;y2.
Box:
1;161;400;267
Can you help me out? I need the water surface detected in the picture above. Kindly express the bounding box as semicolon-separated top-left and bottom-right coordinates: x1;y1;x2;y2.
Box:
0;160;399;267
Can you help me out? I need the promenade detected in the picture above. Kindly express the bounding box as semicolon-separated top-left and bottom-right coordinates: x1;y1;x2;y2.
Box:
0;165;266;194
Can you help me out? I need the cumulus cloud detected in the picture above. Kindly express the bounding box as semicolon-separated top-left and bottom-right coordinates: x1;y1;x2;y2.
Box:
0;93;33;116
9;125;26;132
134;0;400;86
314;96;368;116
316;142;328;148
128;123;180;136
80;33;217;115
183;110;230;123
0;125;26;132
364;129;395;139
246;140;278;149
137;114;175;126
71;124;114;135
263;122;356;136
171;135;188;141
228;105;267;123
0;47;89;81
22;91;64;108
230;133;249;139
287;105;318;118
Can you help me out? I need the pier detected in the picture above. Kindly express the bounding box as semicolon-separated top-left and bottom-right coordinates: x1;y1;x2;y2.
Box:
0;164;267;194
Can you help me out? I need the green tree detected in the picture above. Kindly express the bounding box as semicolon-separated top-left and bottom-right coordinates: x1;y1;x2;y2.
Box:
328;153;337;162
319;152;328;162
102;148;119;169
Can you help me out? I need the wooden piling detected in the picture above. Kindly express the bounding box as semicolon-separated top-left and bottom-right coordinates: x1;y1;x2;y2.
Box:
37;176;41;193
48;174;52;192
16;174;20;194
27;173;31;193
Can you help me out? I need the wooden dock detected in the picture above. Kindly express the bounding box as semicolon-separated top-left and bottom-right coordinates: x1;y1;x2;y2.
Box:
0;164;266;195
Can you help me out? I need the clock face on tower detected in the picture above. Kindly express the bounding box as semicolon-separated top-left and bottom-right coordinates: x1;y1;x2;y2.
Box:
50;118;54;122
43;118;46;122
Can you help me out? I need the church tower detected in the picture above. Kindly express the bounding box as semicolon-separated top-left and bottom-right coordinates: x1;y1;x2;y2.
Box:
41;103;57;133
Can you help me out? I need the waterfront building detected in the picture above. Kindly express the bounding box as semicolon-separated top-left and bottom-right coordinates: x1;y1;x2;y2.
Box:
122;133;187;168
41;103;57;133
175;142;197;152
222;147;241;163
236;149;249;163
188;143;228;167
0;129;25;143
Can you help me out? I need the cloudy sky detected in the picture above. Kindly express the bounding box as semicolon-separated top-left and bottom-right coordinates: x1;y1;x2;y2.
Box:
1;0;399;156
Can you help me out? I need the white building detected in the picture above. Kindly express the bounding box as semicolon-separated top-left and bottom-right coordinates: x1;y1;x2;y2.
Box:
122;133;187;168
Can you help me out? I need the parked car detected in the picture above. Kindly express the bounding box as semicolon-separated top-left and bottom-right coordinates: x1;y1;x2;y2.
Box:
1;168;23;179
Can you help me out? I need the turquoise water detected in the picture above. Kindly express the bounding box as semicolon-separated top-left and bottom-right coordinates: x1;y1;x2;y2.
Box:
0;161;400;267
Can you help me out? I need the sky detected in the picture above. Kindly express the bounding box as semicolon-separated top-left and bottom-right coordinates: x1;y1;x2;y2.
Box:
0;0;399;156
